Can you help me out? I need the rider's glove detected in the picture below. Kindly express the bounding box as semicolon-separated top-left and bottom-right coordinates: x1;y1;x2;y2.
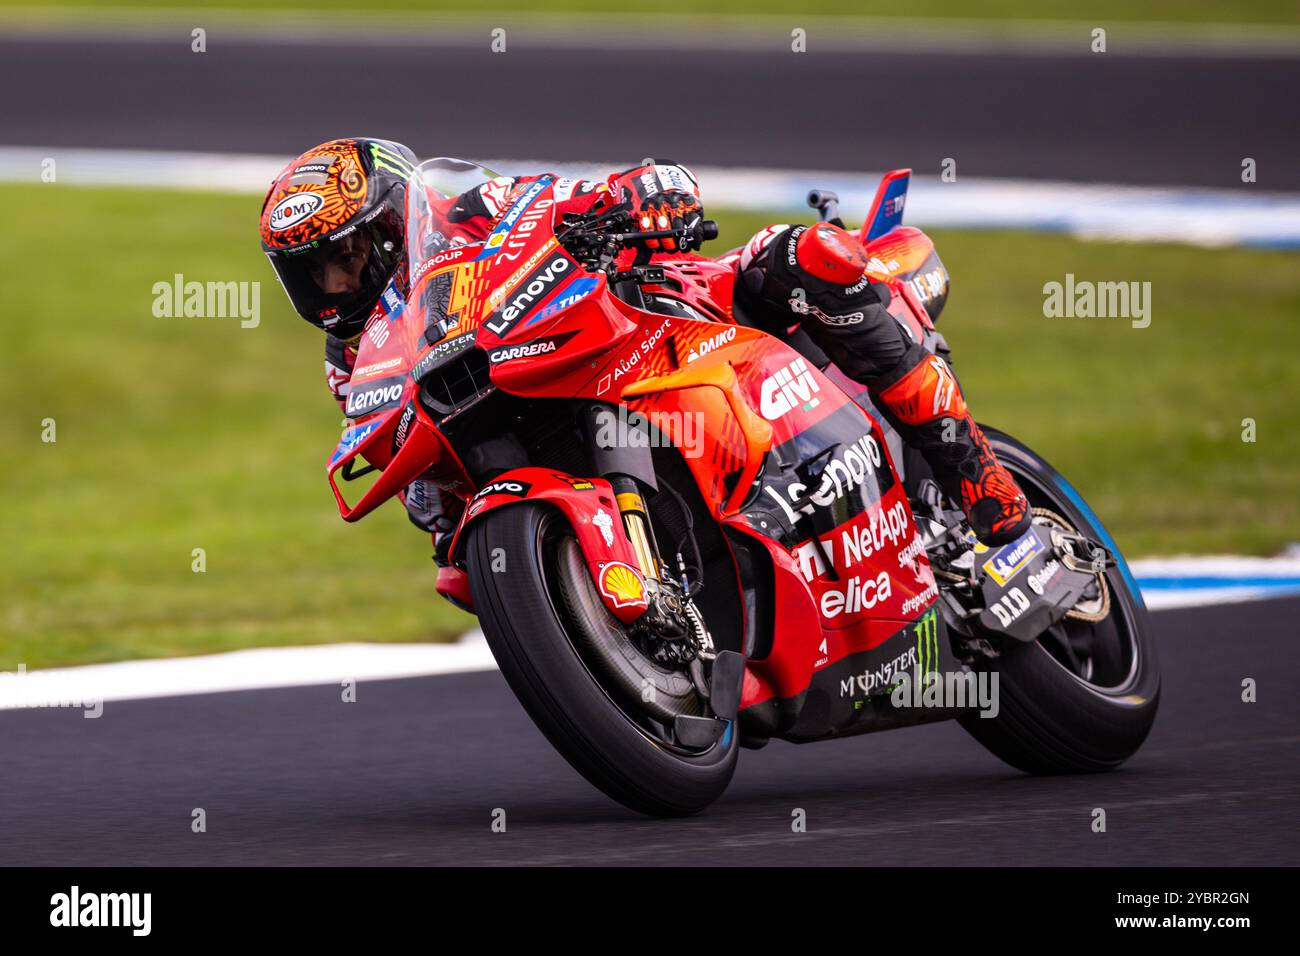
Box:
608;161;704;252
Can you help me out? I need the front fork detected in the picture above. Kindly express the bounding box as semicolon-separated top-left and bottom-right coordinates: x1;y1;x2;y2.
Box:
582;401;670;592
586;410;740;734
611;477;664;590
583;402;700;649
610;476;694;645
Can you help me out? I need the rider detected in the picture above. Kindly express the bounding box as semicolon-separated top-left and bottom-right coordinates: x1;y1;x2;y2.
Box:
259;138;1030;548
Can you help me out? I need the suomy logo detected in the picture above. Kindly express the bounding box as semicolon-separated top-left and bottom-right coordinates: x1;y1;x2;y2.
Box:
269;193;324;231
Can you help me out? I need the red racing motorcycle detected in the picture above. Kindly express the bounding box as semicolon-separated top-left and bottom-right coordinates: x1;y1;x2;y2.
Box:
327;158;1159;816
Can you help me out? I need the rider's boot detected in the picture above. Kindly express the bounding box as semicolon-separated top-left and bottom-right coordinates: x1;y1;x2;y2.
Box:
433;532;473;611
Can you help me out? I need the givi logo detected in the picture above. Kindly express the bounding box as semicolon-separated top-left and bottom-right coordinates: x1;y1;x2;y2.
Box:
760;357;821;419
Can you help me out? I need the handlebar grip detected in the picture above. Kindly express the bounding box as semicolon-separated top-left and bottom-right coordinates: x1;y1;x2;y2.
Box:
699;219;719;241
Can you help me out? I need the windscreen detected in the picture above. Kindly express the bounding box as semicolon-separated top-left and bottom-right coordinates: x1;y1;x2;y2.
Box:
405;157;501;276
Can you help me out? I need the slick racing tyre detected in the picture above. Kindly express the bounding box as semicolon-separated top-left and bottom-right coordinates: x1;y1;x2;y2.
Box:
466;502;738;816
958;428;1160;773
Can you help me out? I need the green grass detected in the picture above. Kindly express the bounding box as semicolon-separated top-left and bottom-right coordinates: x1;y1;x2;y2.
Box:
0;0;1296;26
3;184;1298;670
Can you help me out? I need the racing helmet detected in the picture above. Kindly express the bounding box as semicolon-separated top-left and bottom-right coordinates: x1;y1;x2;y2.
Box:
260;138;417;339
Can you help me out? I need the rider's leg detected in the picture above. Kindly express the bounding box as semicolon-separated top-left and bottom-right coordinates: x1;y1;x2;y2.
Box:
872;344;1031;545
734;222;1031;546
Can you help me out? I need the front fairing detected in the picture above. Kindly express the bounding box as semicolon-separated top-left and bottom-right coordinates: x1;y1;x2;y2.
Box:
404;166;644;406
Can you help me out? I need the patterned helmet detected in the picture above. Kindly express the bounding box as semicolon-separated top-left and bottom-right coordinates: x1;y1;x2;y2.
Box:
259;138;417;339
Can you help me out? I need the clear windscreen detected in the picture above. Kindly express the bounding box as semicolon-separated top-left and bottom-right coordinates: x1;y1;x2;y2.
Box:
405;157;501;270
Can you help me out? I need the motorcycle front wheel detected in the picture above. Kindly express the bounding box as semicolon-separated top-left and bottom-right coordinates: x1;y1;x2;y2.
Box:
466;502;738;817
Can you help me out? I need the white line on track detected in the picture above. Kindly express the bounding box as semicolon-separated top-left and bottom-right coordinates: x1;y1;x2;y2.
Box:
0;632;496;711
4;146;1299;248
1;555;1295;708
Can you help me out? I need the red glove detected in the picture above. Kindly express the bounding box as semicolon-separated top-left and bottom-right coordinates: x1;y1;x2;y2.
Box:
608;161;703;251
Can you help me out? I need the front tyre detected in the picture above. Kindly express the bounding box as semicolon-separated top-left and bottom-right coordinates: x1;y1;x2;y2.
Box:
958;429;1160;773
466;502;738;817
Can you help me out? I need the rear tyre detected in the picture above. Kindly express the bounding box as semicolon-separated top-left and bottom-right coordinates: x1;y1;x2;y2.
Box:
467;502;737;816
957;429;1160;773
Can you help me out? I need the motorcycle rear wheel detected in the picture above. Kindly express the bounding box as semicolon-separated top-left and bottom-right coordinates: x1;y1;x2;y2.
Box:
466;502;738;817
957;428;1161;773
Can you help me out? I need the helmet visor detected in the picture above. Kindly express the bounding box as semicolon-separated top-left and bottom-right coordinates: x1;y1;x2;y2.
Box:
267;200;404;336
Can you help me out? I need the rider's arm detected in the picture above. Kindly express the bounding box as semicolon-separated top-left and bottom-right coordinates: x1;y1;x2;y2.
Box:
448;174;616;234
445;162;701;251
324;332;359;411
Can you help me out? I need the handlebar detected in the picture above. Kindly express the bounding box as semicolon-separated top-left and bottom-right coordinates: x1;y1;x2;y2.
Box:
606;218;719;247
559;212;719;272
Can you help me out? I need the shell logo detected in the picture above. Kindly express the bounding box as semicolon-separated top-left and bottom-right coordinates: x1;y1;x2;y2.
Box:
599;562;647;609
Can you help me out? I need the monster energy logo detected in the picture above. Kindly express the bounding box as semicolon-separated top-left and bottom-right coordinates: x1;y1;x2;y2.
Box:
889;607;1001;717
913;607;939;688
370;143;413;177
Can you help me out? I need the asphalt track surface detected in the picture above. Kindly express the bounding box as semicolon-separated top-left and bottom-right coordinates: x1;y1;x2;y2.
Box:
1;595;1296;866
2;33;1299;189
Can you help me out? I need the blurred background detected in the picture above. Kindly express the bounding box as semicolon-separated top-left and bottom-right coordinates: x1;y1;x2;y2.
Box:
2;0;1298;670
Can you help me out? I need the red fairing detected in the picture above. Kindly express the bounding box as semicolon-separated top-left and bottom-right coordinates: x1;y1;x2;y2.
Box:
736;481;941;711
328;403;469;523
448;468;651;624
638;253;737;322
